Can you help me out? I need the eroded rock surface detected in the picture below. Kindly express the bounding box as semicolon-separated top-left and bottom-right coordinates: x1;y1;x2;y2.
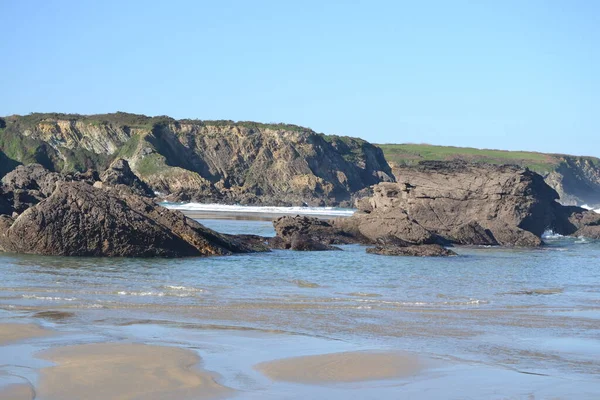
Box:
346;162;561;247
272;215;367;251
99;159;154;197
0;182;267;257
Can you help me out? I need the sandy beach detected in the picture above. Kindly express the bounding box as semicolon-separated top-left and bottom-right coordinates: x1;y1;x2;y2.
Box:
0;384;35;400
36;343;231;400
255;351;424;383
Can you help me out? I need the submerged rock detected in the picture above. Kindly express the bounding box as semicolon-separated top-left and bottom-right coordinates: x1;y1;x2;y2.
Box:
0;182;267;257
367;244;457;257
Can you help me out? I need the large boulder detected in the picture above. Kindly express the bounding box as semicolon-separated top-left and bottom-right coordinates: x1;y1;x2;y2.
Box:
273;215;367;246
0;182;267;257
350;161;562;247
1;164;66;213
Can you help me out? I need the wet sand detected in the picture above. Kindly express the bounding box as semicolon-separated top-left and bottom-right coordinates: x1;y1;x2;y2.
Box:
255;351;424;383
0;323;53;345
36;343;232;400
0;384;34;400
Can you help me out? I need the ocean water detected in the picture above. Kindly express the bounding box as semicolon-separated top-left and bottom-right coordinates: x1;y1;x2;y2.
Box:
1;218;600;398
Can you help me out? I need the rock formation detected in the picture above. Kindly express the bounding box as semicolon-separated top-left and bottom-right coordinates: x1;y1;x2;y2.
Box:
380;144;600;209
99;159;154;197
270;161;600;253
0;113;394;206
345;162;560;247
0;181;267;257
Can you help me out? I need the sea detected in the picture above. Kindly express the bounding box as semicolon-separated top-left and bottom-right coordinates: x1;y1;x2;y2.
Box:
0;204;599;399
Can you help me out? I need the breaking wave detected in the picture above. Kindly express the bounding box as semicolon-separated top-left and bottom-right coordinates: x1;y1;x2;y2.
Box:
161;202;356;217
581;204;600;214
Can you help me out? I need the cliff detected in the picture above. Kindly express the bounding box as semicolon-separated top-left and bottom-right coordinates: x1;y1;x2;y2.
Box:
379;143;600;208
0;113;394;206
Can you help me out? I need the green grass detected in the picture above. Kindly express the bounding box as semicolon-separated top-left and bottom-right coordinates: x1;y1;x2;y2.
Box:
116;134;142;159
135;153;167;176
378;143;563;173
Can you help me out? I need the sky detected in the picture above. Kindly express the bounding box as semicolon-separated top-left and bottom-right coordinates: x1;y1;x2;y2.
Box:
1;0;598;156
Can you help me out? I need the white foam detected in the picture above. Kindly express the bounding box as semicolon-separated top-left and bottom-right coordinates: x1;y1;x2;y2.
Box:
542;230;565;239
161;202;356;217
581;204;600;214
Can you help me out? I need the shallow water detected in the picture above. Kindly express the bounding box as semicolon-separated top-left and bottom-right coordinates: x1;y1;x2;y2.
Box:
1;218;599;398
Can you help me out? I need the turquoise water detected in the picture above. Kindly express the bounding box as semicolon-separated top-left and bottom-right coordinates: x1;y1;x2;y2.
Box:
1;218;599;398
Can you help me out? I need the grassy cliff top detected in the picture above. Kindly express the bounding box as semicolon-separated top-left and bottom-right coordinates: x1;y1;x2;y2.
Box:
2;112;314;133
376;143;599;173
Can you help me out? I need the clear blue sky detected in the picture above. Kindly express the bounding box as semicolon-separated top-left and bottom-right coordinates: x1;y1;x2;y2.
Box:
1;0;598;156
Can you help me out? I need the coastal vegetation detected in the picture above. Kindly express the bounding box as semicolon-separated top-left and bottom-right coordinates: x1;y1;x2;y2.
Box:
377;143;563;173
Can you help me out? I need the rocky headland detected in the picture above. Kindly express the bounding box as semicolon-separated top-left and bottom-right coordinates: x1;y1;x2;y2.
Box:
379;143;600;209
0;113;393;207
269;161;600;256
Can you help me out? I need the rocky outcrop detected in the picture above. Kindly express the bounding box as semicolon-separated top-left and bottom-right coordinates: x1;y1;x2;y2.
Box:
0;182;267;257
0;162;146;216
0;113;394;206
544;157;600;207
0;164;66;213
553;205;600;239
367;244;456;257
99;159;154;197
347;162;560;247
382;144;600;209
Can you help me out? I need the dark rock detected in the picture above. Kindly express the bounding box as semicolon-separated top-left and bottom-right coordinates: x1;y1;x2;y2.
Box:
349;162;561;247
367;244;457;257
0;182;268;257
273;215;366;245
485;222;543;247
289;233;341;251
0;164;69;214
1;164;64;197
0;188;11;215
33;311;76;321
100;159;154;197
448;222;498;245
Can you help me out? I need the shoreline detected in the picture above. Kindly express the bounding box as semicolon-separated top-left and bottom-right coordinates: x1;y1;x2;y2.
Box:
1;319;598;399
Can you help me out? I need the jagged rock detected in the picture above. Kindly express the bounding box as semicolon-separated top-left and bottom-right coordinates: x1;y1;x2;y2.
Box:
1;164;64;197
100;159;154;197
0;182;268;257
367;244;457;257
350;208;444;245
273;215;366;246
348;161;561;247
485;222;543;247
448;222;498;245
288;233;341;251
0;164;66;213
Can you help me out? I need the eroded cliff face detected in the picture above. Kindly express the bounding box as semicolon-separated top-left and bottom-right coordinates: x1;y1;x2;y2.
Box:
389;156;600;209
0;113;394;206
544;157;600;207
